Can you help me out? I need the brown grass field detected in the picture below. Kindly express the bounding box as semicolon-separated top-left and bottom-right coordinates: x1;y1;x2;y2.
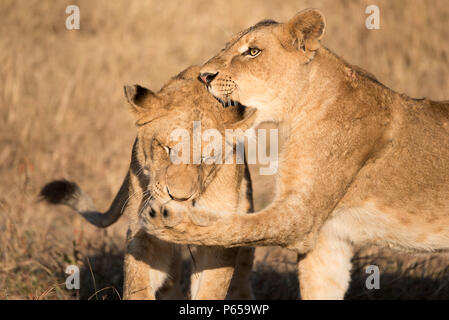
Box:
1;0;449;300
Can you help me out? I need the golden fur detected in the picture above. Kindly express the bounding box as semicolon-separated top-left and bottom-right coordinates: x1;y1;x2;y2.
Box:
143;9;449;299
40;66;256;300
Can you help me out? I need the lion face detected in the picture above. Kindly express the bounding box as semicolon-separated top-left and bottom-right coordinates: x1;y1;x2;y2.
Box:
134;117;210;203
199;9;326;122
124;66;256;220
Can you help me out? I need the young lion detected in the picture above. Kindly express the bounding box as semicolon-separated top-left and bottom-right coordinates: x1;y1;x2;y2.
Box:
40;66;256;300
144;9;449;299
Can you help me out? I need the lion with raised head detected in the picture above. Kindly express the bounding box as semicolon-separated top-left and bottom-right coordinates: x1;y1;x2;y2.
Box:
40;66;256;300
144;9;449;299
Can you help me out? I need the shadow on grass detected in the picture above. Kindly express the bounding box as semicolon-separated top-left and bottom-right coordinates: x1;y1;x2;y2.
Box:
78;250;194;300
76;250;449;300
251;265;449;300
79;253;124;300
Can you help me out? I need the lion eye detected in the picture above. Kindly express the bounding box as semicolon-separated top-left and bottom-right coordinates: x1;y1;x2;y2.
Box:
248;47;261;57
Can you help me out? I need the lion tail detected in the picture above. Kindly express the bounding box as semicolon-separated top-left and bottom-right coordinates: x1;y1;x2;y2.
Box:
39;173;131;228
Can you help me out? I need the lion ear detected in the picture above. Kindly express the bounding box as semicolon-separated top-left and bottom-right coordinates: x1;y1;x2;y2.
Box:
283;9;326;57
124;85;163;125
124;85;156;112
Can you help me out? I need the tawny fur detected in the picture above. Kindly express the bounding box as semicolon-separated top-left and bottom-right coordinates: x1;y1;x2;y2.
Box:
144;9;449;300
41;66;255;300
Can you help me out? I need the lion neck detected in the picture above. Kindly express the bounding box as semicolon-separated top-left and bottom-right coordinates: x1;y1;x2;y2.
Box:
275;46;392;130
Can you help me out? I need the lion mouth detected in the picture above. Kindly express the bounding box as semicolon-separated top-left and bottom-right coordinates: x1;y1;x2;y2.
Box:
203;82;246;108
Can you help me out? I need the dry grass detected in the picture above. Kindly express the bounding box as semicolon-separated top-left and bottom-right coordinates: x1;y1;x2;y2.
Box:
0;0;448;300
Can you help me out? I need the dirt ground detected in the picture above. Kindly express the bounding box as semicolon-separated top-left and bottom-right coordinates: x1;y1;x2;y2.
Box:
1;0;449;299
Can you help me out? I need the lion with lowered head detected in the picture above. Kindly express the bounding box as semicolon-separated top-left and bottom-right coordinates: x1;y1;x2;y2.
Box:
40;66;256;300
144;9;449;299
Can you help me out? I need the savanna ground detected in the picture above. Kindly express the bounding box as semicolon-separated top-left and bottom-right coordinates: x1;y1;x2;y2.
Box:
1;0;449;300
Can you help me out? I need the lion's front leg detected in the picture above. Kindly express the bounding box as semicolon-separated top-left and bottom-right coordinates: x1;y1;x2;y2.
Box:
297;226;353;300
142;198;301;248
190;246;239;300
123;229;183;300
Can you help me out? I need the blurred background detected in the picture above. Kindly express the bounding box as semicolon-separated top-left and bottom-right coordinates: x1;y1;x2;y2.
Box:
1;0;449;299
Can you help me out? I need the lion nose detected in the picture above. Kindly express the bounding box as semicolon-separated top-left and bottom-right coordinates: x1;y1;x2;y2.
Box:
166;165;198;202
199;72;218;86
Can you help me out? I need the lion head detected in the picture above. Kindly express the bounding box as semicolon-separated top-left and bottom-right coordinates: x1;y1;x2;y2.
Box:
124;66;256;224
199;9;326;122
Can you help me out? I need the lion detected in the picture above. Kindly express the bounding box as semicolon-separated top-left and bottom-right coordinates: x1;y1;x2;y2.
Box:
142;9;449;299
40;66;256;300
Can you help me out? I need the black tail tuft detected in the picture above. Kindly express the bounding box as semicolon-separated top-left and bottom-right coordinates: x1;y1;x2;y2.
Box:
39;179;80;205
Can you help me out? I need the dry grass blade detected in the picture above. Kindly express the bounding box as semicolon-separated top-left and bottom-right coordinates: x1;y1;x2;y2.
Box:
88;286;122;300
